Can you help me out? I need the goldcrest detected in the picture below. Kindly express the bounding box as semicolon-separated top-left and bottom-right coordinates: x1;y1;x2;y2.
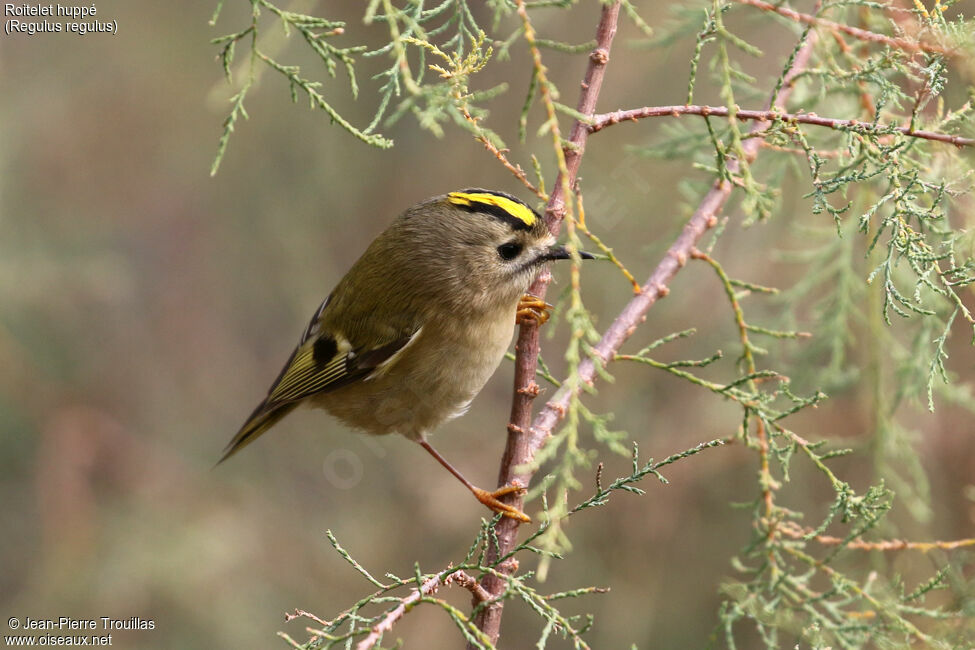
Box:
219;189;593;521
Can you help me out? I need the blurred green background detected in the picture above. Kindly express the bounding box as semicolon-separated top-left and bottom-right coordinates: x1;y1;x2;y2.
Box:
1;2;973;648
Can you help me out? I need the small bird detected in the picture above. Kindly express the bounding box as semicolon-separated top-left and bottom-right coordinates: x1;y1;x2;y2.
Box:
219;189;592;522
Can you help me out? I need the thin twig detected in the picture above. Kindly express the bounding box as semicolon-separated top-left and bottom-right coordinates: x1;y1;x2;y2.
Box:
782;545;933;643
736;0;954;56
451;569;493;602
780;522;975;552
284;608;331;627
480;140;544;199
589;104;975;147
458;95;543;198
692;248;781;576
356;573;443;650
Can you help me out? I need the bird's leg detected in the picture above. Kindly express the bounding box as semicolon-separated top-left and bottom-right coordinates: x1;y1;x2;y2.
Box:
516;294;553;326
418;440;530;523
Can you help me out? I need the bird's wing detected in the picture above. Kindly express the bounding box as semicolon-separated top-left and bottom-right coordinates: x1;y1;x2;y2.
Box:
264;328;415;405
218;295;419;463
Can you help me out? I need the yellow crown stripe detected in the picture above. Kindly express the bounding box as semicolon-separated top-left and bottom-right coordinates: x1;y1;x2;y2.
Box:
447;192;537;228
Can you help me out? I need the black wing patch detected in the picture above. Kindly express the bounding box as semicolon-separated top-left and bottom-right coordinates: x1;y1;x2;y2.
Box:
219;299;417;464
218;330;419;464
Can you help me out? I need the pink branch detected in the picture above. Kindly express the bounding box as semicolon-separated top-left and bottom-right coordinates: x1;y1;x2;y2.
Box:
532;38;819;454
589;104;975;147
736;0;953;56
356;574;443;650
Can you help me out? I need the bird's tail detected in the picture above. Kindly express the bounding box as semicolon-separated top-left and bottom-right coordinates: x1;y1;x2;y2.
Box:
216;402;299;466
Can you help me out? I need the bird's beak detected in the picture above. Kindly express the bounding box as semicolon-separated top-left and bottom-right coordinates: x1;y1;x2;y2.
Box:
538;245;595;263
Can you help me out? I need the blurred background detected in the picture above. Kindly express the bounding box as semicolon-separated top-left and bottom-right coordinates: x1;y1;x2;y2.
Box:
1;1;973;648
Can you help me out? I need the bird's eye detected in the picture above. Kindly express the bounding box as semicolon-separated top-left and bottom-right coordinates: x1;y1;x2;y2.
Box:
497;242;523;261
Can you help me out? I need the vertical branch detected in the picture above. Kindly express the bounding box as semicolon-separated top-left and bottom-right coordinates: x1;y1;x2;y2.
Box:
470;2;623;645
473;13;821;648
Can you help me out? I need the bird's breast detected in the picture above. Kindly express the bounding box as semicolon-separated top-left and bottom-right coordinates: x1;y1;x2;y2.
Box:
315;307;516;439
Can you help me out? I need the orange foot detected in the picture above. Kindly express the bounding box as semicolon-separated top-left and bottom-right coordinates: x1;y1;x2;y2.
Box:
471;484;530;522
516;294;553;326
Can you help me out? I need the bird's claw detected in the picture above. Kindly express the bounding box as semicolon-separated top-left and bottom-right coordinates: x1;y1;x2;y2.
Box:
472;484;531;523
516;294;553;326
